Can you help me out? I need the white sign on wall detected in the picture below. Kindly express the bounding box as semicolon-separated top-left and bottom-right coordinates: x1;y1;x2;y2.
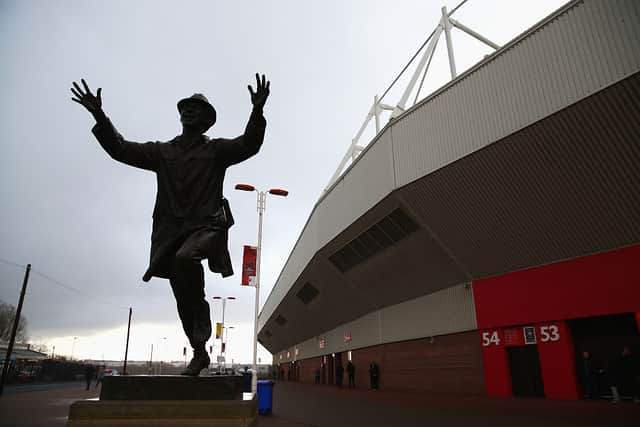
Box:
523;326;537;344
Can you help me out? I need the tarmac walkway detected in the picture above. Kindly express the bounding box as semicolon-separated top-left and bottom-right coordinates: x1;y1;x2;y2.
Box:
0;381;96;427
1;380;639;426
266;380;640;427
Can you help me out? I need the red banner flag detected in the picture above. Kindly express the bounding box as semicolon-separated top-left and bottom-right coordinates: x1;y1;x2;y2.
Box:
242;245;258;286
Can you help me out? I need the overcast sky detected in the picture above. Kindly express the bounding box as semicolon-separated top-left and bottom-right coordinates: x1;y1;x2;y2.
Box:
0;0;567;364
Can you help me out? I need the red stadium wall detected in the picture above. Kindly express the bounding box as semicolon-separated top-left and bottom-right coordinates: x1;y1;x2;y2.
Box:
474;245;640;399
479;329;511;397
535;321;579;399
473;245;640;329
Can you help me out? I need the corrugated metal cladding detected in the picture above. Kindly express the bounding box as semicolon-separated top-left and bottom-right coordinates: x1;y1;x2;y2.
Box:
315;130;395;251
398;72;640;279
392;0;640;188
259;0;640;350
273;284;476;363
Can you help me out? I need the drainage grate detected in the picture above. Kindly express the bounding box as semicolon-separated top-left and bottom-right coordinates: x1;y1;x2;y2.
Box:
329;208;419;272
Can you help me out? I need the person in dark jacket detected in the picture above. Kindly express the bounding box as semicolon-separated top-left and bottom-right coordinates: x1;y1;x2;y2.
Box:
369;361;380;390
610;345;639;403
84;364;96;391
71;75;270;376
347;361;356;388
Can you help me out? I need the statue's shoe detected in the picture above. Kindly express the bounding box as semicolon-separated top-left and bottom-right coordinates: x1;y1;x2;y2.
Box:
180;353;210;376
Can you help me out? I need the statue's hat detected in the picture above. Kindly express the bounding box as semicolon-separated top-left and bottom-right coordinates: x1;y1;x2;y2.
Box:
177;93;217;129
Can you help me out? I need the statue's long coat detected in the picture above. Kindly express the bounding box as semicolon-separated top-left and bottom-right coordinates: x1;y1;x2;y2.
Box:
91;110;266;282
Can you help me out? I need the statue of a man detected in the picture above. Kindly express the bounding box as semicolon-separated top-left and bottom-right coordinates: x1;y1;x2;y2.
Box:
71;75;270;375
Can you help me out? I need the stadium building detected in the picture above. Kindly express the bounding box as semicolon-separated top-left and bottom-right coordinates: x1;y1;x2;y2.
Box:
258;0;640;399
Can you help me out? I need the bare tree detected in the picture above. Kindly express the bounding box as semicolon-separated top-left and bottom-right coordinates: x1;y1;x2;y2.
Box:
0;300;28;343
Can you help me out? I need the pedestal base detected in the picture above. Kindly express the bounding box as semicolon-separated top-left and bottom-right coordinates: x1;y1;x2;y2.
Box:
66;395;257;427
100;375;244;400
67;375;254;426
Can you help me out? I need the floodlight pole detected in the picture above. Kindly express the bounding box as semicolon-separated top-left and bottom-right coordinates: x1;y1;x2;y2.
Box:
123;307;132;375
0;264;31;397
71;337;78;360
158;337;167;375
149;344;154;374
325;2;501;192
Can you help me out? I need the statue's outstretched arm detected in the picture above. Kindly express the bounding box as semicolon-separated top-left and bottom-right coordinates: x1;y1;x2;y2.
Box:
72;79;157;171
218;74;270;166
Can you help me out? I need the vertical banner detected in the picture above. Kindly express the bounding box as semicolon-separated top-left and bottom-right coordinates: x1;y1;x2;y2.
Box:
242;245;258;286
221;343;226;353
216;322;223;339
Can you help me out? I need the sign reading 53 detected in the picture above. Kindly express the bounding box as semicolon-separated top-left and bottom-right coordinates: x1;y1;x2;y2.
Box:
539;325;560;342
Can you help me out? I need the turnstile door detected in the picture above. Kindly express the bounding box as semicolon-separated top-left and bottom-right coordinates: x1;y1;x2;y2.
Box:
508;345;545;397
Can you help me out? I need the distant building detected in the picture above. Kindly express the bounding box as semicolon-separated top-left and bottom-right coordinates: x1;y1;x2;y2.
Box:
0;340;48;364
1;340;49;383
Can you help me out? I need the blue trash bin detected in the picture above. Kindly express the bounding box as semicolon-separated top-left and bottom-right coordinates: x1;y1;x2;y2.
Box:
257;380;274;415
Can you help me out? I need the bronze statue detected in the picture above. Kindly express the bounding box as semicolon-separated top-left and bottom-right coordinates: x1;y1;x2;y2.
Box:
71;75;270;375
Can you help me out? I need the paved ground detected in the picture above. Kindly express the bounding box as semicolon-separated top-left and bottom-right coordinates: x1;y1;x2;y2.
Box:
0;381;303;426
1;380;639;426
267;381;640;427
0;381;97;427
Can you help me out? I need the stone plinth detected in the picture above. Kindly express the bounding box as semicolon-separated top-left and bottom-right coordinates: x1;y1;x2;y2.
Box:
100;375;244;400
66;394;257;427
67;375;254;426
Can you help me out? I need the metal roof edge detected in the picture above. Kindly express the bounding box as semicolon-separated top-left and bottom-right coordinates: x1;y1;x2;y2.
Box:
259;0;584;329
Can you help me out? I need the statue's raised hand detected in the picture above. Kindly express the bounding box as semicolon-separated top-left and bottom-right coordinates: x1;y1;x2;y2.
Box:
248;73;270;110
71;79;102;114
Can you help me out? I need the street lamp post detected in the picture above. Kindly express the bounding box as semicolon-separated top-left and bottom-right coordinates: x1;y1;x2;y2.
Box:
224;326;235;365
149;344;154;375
158;337;167;375
212;296;235;372
71;337;78;360
235;184;289;393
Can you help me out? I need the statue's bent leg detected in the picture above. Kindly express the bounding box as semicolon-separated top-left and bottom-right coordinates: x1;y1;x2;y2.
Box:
169;262;210;347
170;229;217;376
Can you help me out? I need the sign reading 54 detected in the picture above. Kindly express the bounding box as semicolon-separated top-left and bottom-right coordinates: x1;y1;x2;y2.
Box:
539;325;560;342
482;331;501;347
